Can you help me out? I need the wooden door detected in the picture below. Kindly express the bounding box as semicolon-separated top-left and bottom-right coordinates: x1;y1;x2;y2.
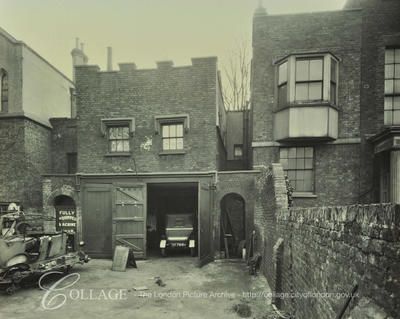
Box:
113;184;146;259
198;182;214;267
82;185;112;258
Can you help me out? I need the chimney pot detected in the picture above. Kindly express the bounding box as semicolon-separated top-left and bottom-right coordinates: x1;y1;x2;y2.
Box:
107;47;113;71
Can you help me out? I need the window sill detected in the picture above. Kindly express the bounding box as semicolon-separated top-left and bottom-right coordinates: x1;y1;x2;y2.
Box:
159;150;186;156
274;102;339;113
104;152;131;157
292;192;317;198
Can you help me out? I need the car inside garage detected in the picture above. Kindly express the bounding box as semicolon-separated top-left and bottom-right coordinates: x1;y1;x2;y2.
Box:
147;183;198;257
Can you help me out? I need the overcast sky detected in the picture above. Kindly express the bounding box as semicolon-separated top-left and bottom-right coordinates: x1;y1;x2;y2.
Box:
0;0;346;79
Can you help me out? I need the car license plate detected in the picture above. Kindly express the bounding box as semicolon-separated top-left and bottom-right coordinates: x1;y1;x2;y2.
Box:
171;243;186;247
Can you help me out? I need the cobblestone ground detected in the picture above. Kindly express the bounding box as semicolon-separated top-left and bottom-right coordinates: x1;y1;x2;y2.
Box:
0;258;278;319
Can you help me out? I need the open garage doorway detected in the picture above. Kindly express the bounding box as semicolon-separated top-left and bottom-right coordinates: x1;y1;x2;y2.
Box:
147;183;198;258
220;193;246;259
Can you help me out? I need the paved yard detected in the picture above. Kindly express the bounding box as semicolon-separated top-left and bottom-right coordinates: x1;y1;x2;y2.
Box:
0;257;277;319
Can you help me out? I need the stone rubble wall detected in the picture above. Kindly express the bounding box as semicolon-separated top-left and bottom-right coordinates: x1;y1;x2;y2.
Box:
256;163;400;318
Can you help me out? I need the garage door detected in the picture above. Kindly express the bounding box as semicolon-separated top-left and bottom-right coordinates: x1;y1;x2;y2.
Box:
82;185;112;258
198;182;214;266
113;184;147;259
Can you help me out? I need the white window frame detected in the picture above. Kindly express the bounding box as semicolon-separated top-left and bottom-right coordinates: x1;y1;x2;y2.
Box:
155;114;189;154
276;53;339;107
161;122;184;151
100;118;135;155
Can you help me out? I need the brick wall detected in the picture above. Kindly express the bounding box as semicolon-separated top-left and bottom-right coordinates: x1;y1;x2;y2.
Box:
50;118;77;174
251;9;365;206
252;9;362;143
293;143;361;207
358;0;400;202
0;117;51;211
0;118;26;204
254;164;288;288
260;163;400;318
75;57;220;174
24;119;51;210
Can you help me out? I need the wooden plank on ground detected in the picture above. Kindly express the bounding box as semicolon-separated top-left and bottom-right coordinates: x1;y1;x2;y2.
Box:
112;245;129;272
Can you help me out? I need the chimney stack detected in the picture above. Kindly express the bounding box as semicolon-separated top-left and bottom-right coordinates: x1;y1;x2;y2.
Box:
254;0;267;17
107;47;113;71
71;37;89;81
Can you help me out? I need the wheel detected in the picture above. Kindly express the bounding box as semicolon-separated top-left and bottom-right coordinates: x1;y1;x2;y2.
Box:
64;265;72;274
161;248;166;257
190;248;196;257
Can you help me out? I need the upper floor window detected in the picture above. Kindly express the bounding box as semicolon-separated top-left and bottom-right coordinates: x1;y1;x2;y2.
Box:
162;123;184;151
384;48;400;125
278;62;288;107
154;114;189;154
100;118;135;155
276;53;339;107
0;69;8;112
109;126;130;153
295;58;323;102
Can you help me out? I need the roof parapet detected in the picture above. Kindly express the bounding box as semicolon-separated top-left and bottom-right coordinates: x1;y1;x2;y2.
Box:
156;60;174;70
119;63;137;72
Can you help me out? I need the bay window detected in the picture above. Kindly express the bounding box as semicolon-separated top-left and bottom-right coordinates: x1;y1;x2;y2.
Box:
276;53;339;106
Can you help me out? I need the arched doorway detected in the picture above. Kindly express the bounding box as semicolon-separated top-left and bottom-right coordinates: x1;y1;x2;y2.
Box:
220;193;246;258
54;195;77;235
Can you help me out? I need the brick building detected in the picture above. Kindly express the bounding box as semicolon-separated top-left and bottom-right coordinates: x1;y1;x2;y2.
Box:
0;27;74;212
43;51;255;263
251;0;400;207
2;0;398;266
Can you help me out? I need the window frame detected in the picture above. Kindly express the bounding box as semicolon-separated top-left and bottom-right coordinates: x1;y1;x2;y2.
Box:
279;146;315;194
101;118;135;156
161;122;184;152
294;57;324;102
384;47;400;125
155;114;189;155
278;61;288;107
275;53;339;109
108;125;131;153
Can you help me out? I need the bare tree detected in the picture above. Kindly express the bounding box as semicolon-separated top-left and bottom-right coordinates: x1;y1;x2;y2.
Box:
222;39;251;111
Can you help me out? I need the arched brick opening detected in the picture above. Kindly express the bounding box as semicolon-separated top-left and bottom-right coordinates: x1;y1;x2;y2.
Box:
47;188;78;209
54;194;75;207
220;193;246;258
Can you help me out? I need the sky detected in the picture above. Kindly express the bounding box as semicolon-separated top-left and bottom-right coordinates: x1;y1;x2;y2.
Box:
0;0;347;79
